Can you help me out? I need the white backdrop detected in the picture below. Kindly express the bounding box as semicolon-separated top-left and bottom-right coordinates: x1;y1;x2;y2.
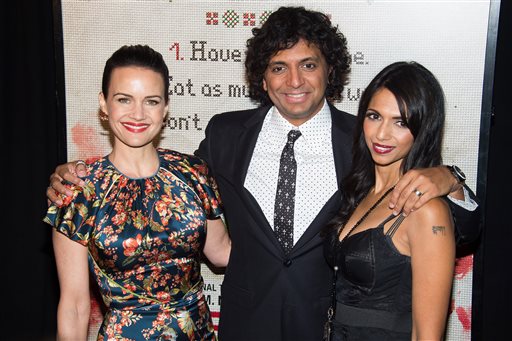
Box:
59;1;491;339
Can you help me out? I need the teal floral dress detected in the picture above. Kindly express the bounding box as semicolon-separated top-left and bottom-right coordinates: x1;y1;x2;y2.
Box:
44;149;223;340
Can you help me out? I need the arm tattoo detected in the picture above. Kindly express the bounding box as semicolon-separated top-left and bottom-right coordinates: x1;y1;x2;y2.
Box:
432;225;446;236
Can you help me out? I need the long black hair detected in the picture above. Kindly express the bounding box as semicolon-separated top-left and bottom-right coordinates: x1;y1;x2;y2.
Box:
332;61;446;232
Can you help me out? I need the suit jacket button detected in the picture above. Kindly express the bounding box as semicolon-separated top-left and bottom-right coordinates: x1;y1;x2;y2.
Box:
283;259;292;267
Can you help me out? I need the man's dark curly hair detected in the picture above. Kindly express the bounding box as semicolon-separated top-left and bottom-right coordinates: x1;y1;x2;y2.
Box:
245;6;351;106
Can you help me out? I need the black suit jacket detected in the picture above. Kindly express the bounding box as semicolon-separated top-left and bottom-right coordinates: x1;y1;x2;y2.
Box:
195;103;481;341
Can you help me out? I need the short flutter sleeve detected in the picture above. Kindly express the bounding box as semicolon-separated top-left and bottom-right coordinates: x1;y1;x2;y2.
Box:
160;149;223;220
43;176;99;245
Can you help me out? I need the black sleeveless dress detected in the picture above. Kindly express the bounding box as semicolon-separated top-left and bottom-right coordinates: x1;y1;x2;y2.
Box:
324;214;411;341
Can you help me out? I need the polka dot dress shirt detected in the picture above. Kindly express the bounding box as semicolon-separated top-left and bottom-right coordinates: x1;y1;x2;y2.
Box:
244;100;338;245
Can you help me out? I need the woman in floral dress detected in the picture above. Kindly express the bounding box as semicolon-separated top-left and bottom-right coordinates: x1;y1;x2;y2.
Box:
44;44;230;340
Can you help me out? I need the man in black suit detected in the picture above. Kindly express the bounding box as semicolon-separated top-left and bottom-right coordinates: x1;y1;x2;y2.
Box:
194;6;479;341
47;6;479;341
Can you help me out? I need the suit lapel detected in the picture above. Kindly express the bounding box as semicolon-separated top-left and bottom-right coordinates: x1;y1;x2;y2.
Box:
233;106;268;186
330;103;354;185
231;106;286;256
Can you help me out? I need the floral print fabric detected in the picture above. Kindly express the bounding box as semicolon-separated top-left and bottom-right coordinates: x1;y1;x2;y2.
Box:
44;149;222;340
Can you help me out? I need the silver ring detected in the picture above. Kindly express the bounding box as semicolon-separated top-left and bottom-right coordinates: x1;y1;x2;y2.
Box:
76;160;86;167
414;189;423;197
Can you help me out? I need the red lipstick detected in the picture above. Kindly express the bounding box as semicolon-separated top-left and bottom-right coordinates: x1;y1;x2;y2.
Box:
122;122;150;133
372;143;395;155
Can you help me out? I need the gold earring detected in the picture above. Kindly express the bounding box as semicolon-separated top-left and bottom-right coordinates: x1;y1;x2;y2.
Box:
98;109;108;121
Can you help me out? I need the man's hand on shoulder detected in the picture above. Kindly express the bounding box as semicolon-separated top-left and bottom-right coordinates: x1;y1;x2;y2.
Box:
47;160;87;206
388;166;460;216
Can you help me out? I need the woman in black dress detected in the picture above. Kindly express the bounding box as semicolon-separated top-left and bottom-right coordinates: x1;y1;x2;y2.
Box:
325;61;455;340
